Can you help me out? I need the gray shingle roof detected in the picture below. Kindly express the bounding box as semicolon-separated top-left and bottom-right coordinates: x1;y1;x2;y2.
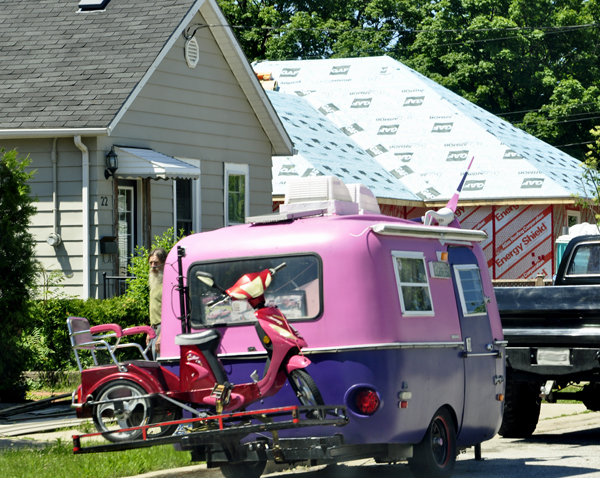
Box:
0;0;196;129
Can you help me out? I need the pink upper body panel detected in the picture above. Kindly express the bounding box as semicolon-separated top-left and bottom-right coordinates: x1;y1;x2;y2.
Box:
159;213;503;359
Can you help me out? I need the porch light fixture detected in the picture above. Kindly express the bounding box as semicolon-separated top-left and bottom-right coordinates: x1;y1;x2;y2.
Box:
104;147;118;179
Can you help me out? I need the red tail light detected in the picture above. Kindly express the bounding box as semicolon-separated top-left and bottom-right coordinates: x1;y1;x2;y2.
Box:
355;388;380;415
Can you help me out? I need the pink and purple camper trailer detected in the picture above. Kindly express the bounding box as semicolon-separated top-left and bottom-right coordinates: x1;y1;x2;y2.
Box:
70;176;505;478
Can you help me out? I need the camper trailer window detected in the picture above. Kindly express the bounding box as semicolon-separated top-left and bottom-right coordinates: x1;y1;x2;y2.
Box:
454;265;487;316
392;251;434;316
188;254;322;328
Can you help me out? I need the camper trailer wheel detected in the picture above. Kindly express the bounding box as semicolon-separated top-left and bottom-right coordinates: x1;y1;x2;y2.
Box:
288;369;325;419
220;460;266;478
91;380;152;443
408;407;456;478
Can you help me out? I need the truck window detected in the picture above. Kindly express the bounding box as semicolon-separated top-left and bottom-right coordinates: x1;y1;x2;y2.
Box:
392;251;434;316
567;244;600;275
188;254;322;328
454;265;487;316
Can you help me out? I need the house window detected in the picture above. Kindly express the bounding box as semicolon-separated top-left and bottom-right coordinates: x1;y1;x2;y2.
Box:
176;179;193;236
567;210;581;228
117;186;135;276
392;251;434;316
224;163;249;226
454;265;487;316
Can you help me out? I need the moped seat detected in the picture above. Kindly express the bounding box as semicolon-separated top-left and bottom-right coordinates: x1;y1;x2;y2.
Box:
175;329;228;384
175;329;221;346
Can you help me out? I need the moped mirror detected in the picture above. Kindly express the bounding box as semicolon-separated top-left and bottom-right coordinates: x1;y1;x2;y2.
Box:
196;271;215;287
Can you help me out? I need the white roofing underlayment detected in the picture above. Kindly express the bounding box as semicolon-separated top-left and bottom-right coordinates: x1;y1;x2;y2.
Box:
266;91;419;201
255;56;589;204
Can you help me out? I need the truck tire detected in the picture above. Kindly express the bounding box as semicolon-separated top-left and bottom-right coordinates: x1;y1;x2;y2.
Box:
498;378;541;438
220;460;266;478
408;407;456;478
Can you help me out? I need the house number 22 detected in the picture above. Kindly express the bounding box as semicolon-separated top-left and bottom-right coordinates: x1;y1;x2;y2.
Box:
100;196;109;207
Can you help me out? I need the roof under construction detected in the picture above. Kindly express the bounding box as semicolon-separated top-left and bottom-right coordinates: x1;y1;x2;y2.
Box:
256;56;588;204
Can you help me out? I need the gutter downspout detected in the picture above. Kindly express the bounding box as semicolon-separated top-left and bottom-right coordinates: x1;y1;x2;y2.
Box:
74;136;90;300
46;138;62;247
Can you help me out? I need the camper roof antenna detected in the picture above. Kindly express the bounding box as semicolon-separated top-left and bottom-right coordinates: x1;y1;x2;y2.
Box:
423;157;474;227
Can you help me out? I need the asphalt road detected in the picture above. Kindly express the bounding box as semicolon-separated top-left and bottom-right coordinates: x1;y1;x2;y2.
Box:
3;403;599;478
263;405;600;478
130;404;600;478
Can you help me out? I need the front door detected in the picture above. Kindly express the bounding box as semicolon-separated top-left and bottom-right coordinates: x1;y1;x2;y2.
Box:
448;246;499;446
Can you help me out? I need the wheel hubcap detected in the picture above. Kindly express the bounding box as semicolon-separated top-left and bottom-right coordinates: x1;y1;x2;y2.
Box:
431;418;449;465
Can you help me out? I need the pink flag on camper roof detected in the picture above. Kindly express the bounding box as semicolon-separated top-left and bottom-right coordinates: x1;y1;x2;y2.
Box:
446;157;474;213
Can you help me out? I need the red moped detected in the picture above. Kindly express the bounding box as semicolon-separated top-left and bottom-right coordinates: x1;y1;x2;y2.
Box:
70;260;324;442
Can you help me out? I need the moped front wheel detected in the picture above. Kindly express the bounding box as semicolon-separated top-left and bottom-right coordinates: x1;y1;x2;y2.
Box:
92;380;152;443
288;369;325;418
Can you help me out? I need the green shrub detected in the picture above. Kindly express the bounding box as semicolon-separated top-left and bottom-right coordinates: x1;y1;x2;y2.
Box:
125;227;187;322
0;149;38;400
23;296;147;372
21;228;191;374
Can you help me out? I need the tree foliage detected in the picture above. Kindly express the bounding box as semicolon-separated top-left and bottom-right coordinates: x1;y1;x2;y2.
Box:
0;149;38;399
217;0;600;159
575;126;600;228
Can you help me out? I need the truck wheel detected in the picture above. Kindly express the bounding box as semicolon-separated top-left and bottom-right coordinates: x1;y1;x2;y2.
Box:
92;380;152;443
408;407;456;478
498;379;541;438
220;461;266;478
288;369;325;419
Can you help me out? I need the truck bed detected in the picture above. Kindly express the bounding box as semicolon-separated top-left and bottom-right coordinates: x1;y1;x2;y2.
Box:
494;285;600;347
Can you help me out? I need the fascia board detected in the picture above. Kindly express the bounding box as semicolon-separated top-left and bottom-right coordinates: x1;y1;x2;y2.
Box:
0;128;109;139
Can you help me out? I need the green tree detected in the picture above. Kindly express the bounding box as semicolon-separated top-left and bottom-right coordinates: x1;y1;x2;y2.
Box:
575;126;600;228
217;0;424;61
217;0;600;159
0;149;38;399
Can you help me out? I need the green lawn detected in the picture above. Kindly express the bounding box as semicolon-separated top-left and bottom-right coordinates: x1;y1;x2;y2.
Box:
0;439;193;478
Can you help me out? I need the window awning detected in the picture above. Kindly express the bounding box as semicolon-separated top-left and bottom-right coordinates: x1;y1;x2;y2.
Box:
114;147;200;180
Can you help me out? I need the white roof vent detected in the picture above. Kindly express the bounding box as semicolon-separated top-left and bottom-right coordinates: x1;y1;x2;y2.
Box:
185;38;200;68
280;176;358;216
246;177;382;224
346;183;381;214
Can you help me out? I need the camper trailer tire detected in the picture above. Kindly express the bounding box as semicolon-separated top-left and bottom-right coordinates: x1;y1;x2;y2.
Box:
498;377;541;438
220;460;266;478
288;369;325;418
91;380;152;443
408;407;456;478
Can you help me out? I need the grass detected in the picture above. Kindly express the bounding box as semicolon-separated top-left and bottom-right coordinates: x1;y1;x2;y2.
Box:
0;439;194;478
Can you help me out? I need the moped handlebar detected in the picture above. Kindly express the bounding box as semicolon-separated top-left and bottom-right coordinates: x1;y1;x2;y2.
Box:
206;294;228;308
269;262;287;275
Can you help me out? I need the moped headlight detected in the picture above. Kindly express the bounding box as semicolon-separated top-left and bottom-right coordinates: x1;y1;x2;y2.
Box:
268;323;294;339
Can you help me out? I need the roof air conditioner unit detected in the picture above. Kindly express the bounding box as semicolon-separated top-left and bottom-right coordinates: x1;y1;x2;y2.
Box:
280;176;359;216
346;184;381;214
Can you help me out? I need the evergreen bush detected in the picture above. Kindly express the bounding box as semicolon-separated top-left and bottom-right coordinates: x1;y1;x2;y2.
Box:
0;149;38;400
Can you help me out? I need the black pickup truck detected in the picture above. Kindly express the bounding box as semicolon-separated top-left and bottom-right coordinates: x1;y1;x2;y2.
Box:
495;234;600;438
